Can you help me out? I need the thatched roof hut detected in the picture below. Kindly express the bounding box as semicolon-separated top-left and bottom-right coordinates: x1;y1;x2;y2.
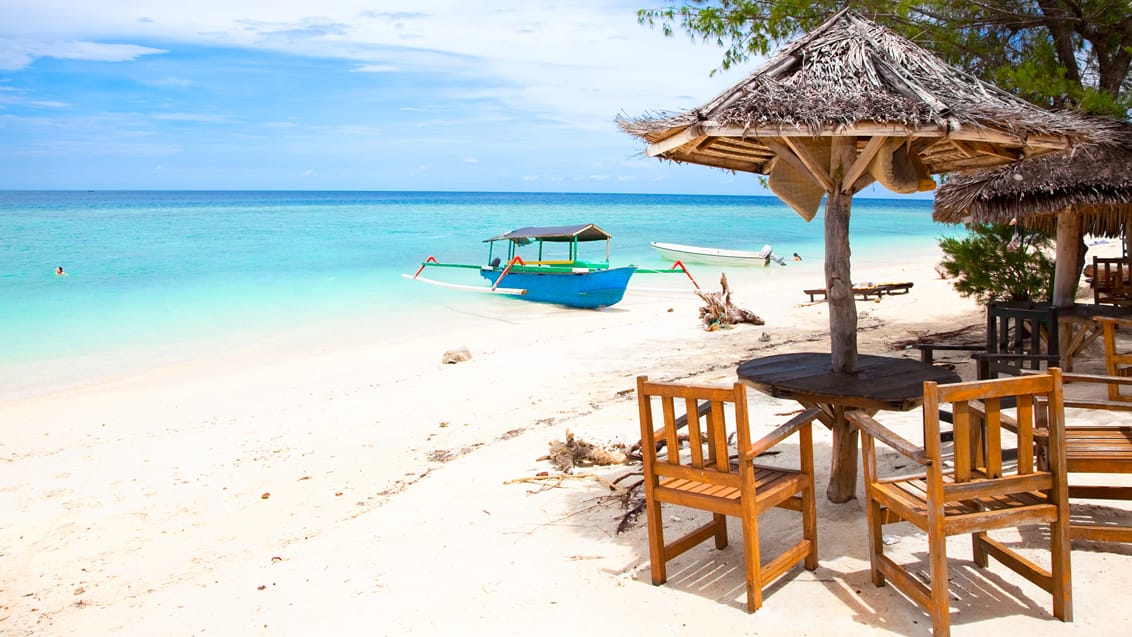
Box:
933;134;1132;307
933;143;1132;238
619;8;1115;383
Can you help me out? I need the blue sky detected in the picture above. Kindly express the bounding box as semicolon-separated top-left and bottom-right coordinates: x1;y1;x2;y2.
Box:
0;1;923;196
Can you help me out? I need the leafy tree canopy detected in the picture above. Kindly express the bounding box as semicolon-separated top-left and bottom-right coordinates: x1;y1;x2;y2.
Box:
638;1;1132;117
938;223;1056;304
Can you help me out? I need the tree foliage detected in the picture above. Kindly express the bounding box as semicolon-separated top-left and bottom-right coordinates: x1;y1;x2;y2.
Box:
638;1;1132;117
937;223;1056;304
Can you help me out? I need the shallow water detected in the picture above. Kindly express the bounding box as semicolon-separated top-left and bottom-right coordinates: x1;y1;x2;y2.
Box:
0;190;950;398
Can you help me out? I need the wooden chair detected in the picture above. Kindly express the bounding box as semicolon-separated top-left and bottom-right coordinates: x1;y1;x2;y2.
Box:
914;302;1059;380
1045;372;1132;544
846;370;1072;637
635;376;820;612
1096;315;1132;402
1091;256;1132;307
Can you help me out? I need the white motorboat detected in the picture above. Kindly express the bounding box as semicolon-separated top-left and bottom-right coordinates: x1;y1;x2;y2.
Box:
650;241;785;266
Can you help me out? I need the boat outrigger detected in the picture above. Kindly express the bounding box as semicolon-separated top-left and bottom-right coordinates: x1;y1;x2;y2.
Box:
406;223;698;309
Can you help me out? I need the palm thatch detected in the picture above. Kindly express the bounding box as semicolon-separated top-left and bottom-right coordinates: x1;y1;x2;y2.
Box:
933;142;1132;238
618;9;1116;195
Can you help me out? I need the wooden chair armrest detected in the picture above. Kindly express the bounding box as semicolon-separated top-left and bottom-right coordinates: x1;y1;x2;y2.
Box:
911;342;985;364
1063;398;1132;412
1062;372;1132;387
745;407;821;460
846;410;931;466
1093;315;1132;328
972;352;1061;364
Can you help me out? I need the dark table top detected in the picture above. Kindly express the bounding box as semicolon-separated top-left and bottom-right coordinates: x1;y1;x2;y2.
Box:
737;352;962;412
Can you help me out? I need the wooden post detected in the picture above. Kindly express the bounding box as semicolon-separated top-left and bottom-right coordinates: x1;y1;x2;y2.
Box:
826;405;859;502
1052;210;1082;308
824;136;860;503
826;137;858;374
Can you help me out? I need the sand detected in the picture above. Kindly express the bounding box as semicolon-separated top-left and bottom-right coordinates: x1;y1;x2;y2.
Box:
2;244;1131;636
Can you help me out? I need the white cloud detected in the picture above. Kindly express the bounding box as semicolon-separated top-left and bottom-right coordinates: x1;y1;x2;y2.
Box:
0;37;165;69
152;113;232;123
0;1;740;125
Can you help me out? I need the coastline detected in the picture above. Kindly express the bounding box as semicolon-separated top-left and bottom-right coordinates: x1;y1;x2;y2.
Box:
4;243;1131;635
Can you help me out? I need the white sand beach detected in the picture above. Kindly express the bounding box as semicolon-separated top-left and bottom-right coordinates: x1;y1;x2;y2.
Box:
3;245;1131;636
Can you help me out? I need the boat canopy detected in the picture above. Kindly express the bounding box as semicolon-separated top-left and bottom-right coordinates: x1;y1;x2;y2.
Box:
484;223;612;244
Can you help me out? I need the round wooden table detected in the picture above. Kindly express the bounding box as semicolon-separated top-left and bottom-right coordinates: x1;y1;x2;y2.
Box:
737;352;961;502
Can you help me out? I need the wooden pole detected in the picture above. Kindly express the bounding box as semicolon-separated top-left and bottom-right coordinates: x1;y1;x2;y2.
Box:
827;137;858;374
825;136;859;503
1052;210;1082;308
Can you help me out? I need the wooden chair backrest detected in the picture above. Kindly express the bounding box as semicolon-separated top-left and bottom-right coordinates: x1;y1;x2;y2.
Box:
637;378;750;487
1098;316;1132;402
981;302;1060;378
922;369;1066;498
1094;256;1132;307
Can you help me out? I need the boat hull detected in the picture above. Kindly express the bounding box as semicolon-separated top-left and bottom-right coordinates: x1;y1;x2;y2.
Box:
479;266;636;308
651;241;774;266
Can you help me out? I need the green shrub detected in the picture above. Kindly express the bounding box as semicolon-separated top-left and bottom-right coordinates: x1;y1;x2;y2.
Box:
937;223;1055;305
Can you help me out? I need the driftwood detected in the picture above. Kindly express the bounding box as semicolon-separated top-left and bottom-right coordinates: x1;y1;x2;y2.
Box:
696;273;765;330
545;430;630;474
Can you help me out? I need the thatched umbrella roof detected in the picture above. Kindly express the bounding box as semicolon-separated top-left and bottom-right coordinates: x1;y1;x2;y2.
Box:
933;143;1132;238
618;8;1116;386
619;9;1115;220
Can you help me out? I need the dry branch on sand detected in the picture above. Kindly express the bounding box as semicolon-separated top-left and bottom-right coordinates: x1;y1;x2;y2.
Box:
697;273;764;330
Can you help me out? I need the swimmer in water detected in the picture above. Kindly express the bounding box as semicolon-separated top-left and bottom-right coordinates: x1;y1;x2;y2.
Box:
55;266;66;276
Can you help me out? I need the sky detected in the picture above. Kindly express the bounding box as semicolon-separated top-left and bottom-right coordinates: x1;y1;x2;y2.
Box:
0;1;922;196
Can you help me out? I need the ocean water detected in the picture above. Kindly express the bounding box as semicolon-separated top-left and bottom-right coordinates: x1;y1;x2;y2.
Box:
0;190;953;398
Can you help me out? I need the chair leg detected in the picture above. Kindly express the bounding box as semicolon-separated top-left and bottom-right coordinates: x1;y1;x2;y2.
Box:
800;424;819;571
865;493;886;587
1050;519;1073;621
927;527;951;637
645;499;667;585
972;531;988;568
802;482;819;570
741;505;762;612
712;513;729;549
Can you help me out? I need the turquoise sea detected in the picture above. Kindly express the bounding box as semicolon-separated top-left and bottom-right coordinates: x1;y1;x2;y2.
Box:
0;190;953;398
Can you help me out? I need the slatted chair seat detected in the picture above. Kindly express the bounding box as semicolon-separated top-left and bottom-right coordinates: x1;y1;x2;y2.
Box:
847;369;1072;637
657;467;809;513
636;376;820;612
872;474;1056;523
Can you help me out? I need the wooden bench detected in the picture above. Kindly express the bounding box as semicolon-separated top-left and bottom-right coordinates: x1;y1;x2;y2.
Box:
803;282;913;302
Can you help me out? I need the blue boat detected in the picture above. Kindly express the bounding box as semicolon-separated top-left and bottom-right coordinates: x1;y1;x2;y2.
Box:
406;223;694;309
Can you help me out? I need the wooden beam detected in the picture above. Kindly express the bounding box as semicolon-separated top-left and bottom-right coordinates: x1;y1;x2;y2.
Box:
695;122;1070;150
841;136;888;195
646;124;705;157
